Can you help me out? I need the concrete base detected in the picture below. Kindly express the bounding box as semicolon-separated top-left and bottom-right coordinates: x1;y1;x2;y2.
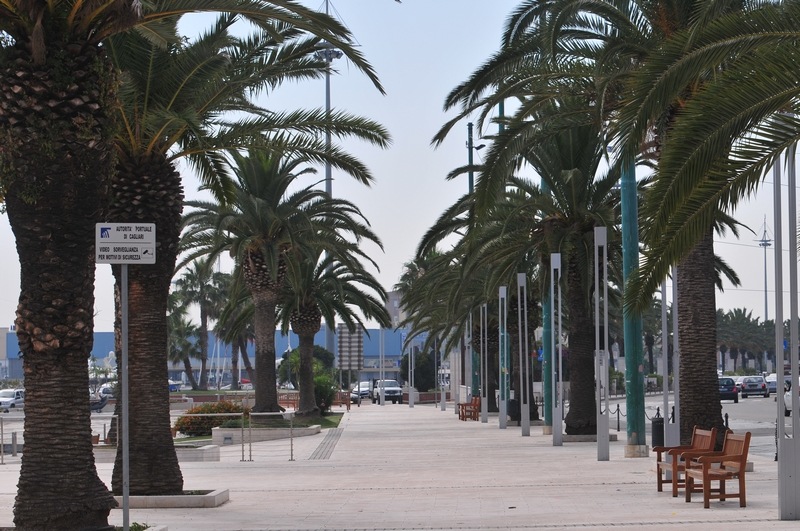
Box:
542;425;553;435
624;444;650;458
563;434;618;442
114;488;229;508
212;425;320;445
94;444;220;463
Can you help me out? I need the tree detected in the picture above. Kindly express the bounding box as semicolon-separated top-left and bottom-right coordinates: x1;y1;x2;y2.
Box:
167;291;201;390
0;1;384;523
182;150;385;412
279;247;391;416
174;259;229;390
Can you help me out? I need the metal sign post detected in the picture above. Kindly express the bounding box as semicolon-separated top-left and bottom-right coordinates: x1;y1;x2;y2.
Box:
777;150;800;520
498;287;509;429
517;273;531;436
594;228;610;460
96;223;156;531
551;253;563;446
480;304;488;423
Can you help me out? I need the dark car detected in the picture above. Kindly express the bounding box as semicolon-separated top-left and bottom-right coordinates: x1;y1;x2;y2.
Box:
718;377;739;403
739;375;769;398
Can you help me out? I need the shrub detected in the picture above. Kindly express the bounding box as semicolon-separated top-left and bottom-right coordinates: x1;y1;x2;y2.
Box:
314;373;337;414
174;400;246;437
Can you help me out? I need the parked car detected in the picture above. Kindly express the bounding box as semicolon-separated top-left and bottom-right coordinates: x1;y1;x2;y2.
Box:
739;375;769;398
718;377;739;403
371;379;403;404
350;381;371;403
168;379;182;392
784;379;800;416
766;373;778;394
0;388;24;412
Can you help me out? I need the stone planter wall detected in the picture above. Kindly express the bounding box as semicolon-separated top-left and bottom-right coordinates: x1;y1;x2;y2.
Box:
212;425;320;446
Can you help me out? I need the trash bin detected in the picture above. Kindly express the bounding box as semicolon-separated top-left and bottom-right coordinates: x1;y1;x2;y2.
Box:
508;399;520;422
651;415;664;447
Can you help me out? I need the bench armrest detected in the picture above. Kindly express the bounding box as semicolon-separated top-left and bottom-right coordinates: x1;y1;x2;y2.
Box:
694;453;745;465
680;450;722;462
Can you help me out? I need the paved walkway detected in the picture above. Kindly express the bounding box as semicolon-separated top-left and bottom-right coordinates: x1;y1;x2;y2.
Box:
0;402;797;530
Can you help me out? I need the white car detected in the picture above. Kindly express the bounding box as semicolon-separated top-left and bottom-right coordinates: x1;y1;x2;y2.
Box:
0;388;24;412
784;380;800;416
371;379;403;404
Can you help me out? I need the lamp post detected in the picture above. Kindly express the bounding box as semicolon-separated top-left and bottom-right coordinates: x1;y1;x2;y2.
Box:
467;122;484;397
756;217;772;322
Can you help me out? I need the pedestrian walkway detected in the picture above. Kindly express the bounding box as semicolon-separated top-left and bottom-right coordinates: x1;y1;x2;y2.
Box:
0;402;795;530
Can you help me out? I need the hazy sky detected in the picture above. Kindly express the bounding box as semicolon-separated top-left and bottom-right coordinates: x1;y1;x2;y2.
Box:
0;0;792;333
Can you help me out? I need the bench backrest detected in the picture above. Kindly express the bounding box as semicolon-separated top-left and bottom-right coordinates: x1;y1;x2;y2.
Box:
690;427;717;452
720;432;751;470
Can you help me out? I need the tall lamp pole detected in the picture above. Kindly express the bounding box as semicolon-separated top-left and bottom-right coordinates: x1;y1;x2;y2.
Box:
757;217;772;322
317;0;343;360
467;122;484;397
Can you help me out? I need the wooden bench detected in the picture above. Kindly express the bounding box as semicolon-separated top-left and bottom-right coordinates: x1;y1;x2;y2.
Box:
332;390;351;411
654;426;717;497
684;431;751;508
458;396;480;421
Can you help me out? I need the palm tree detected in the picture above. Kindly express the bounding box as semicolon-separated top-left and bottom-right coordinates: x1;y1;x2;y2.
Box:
182;150;385;412
0;1;384;523
105;11;388;495
167;291;201;389
174;259;229;390
216;273;258;389
279;247;391;416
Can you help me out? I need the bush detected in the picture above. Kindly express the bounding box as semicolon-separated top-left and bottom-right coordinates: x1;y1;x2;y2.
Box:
174;400;247;437
314;373;337;414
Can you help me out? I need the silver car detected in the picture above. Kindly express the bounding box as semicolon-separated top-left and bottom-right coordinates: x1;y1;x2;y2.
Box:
739;375;769;398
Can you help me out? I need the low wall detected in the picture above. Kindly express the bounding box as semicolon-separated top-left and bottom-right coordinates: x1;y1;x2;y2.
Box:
212;425;320;446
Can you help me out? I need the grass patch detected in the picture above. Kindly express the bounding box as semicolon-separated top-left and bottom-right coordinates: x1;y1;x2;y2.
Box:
220;412;342;430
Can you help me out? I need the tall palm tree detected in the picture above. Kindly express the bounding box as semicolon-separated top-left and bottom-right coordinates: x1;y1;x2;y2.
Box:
167;291;201;389
182;150;385;412
279;248;391;416
106;11;388;495
174;259;229;390
0;1;383;523
216;273;258;389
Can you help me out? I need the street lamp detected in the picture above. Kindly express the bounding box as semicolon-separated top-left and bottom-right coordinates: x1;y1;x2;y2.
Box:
756;217;772;322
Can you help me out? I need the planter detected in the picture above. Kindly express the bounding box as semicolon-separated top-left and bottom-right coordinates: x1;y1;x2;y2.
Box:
94;444;220;463
212;425;320;445
113;488;229;509
406;391;450;403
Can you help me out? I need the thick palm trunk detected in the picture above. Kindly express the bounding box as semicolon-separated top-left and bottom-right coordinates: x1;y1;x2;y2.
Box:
564;257;597;435
109;151;183;495
295;330;321;415
1;43;117;528
251;290;281;412
678;229;726;446
231;344;241;390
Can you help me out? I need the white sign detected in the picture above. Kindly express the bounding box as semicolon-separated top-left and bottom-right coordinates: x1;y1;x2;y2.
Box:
95;223;156;264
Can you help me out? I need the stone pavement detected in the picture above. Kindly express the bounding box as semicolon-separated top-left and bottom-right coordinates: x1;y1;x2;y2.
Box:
0;401;797;530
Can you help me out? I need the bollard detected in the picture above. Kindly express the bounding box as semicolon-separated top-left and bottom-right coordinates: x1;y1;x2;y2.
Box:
651;409;664;448
11;432;17;456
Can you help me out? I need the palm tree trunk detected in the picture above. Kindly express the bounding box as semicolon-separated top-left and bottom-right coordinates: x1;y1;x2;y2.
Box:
109;151;183;495
296;331;320;416
238;337;257;385
1;44;117;528
231;344;241;390
564;257;597;435
198;307;209;389
183;357;199;389
251;290;280;412
678;229;726;446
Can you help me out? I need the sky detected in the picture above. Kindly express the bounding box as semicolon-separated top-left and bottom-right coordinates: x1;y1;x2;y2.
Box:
0;0;794;333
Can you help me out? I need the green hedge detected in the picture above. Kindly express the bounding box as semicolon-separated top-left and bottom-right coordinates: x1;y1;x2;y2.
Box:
174;400;247;437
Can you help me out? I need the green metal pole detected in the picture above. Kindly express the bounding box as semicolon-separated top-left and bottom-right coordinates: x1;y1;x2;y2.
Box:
468;122;480;397
621;160;647;455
